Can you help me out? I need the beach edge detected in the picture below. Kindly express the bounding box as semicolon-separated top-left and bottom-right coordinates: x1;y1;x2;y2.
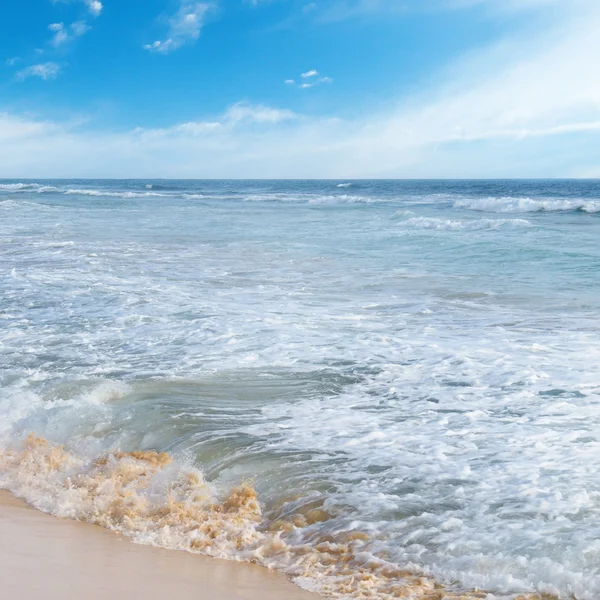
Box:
0;490;320;600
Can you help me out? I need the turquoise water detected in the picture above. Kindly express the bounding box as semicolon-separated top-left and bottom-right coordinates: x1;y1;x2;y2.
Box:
2;179;600;599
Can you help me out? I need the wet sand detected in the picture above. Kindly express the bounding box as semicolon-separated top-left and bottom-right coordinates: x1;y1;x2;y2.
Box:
0;490;320;600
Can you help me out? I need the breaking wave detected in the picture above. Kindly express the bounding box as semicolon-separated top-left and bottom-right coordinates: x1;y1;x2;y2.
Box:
0;435;550;600
0;183;59;193
64;189;172;198
0;183;43;191
455;197;600;213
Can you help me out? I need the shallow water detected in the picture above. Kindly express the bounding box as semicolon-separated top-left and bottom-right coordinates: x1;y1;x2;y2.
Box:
2;179;600;599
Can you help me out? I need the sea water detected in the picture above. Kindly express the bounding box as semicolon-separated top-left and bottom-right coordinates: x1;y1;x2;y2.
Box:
2;179;600;599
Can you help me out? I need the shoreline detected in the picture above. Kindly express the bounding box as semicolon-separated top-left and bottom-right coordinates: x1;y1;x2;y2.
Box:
0;490;320;600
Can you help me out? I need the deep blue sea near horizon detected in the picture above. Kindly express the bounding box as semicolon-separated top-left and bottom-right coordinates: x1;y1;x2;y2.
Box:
2;179;600;599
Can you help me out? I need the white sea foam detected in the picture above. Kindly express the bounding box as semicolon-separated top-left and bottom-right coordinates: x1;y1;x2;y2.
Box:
3;179;600;600
455;196;600;213
64;189;169;198
398;216;533;230
0;182;43;191
337;183;353;188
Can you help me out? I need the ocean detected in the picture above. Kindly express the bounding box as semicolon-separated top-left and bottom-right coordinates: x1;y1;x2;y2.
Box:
1;179;600;599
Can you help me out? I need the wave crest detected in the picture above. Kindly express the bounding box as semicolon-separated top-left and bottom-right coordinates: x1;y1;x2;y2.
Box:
455;197;600;213
0;434;550;600
64;189;169;198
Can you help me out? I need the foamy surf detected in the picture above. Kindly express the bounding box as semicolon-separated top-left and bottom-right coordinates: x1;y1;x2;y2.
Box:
0;435;552;600
64;189;171;198
4;178;600;600
454;196;600;213
0;183;59;193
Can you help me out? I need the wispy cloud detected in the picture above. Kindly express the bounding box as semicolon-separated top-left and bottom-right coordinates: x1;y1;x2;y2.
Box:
286;69;333;89
51;0;103;17
16;62;61;81
49;21;90;46
144;2;213;54
2;0;600;177
134;103;298;140
7;1;100;81
224;103;298;124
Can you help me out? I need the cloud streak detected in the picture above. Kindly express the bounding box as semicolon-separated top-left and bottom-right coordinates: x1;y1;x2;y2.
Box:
16;62;61;81
48;21;90;46
144;2;212;53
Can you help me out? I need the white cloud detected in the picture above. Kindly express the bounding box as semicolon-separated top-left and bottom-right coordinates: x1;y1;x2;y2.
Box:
3;0;600;177
71;21;91;36
287;69;333;89
16;62;61;81
144;2;212;54
224;103;298;124
0;113;60;143
84;0;102;17
49;22;68;46
51;0;103;17
131;103;298;142
48;21;90;46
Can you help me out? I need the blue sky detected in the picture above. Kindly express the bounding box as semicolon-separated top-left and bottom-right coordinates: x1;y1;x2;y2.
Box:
1;0;599;177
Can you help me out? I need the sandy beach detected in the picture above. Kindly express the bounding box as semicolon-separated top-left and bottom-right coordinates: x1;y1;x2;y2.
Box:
0;490;320;600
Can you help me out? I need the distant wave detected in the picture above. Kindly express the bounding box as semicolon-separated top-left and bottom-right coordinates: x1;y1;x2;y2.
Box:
64;189;170;199
399;216;533;230
337;183;353;188
0;183;42;191
0;183;59;193
182;193;209;200
455;196;600;213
